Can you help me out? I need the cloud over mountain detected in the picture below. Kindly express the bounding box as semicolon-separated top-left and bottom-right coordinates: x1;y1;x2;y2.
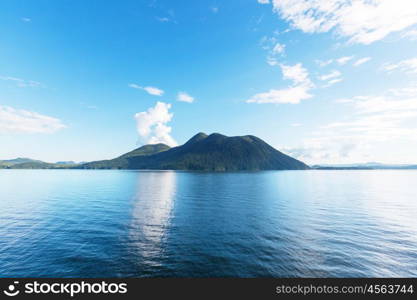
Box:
134;102;177;147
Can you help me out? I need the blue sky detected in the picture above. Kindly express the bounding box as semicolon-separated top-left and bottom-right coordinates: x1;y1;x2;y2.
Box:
1;0;417;164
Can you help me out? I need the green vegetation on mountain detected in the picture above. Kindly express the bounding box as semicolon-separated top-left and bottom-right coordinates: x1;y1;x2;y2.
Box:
80;133;309;171
81;143;171;169
55;161;77;165
119;143;171;158
0;158;45;169
9;161;58;169
0;158;80;169
0;158;42;167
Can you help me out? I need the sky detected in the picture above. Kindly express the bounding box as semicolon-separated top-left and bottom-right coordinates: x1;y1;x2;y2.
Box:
1;0;417;165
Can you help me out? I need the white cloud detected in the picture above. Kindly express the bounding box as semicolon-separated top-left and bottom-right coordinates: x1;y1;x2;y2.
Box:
323;78;343;87
318;70;343;87
247;63;314;104
142;86;164;96
258;0;270;4
280;63;310;84
321;96;417;143
134;102;177;146
0;76;42;88
156;17;170;23
0;106;66;134
177;92;195;103
344;94;417;114
336;56;353;65
266;56;278;66
353;57;371;66
282;138;371;164
316;59;333;67
247;85;313;104
402;29;417;40
286;85;417;164
316;56;354;67
271;0;417;44
21;17;31;22
382;57;417;74
387;85;417;97
260;36;286;65
272;42;285;54
129;83;164;96
128;83;141;89
260;36;276;50
211;6;219;13
319;70;341;81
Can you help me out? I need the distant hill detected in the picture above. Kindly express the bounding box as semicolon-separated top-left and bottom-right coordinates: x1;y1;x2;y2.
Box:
80;132;309;171
312;163;417;170
0;158;43;166
10;161;58;169
0;158;80;169
55;161;77;165
0;158;45;169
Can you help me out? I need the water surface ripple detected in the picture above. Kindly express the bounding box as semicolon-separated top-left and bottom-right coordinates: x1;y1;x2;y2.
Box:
0;170;416;277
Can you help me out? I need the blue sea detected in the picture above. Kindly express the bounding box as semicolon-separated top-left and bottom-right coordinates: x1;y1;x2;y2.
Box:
0;170;416;277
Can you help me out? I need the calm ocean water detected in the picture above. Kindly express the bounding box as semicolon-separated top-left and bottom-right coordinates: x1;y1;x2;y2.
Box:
0;170;416;277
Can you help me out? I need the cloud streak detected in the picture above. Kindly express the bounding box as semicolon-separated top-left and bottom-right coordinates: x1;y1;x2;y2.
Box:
260;36;286;66
353;57;371;66
336;56;353;65
0;106;66;134
271;0;417;44
177;92;195;103
382;57;417;74
319;70;341;81
316;56;354;67
319;70;343;87
0;76;42;88
129;83;164;96
284;85;417;164
247;63;314;104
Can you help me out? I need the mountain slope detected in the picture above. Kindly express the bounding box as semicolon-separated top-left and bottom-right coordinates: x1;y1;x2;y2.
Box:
81;143;170;169
0;158;53;169
0;160;81;169
118;143;170;158
312;163;417;170
9;161;58;169
81;133;309;171
0;158;43;167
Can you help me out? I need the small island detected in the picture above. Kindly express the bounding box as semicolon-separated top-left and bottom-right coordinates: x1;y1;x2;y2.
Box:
1;132;309;171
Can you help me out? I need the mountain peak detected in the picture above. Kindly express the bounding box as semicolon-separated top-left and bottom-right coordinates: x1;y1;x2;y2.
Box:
184;132;208;145
208;133;226;138
205;133;227;142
